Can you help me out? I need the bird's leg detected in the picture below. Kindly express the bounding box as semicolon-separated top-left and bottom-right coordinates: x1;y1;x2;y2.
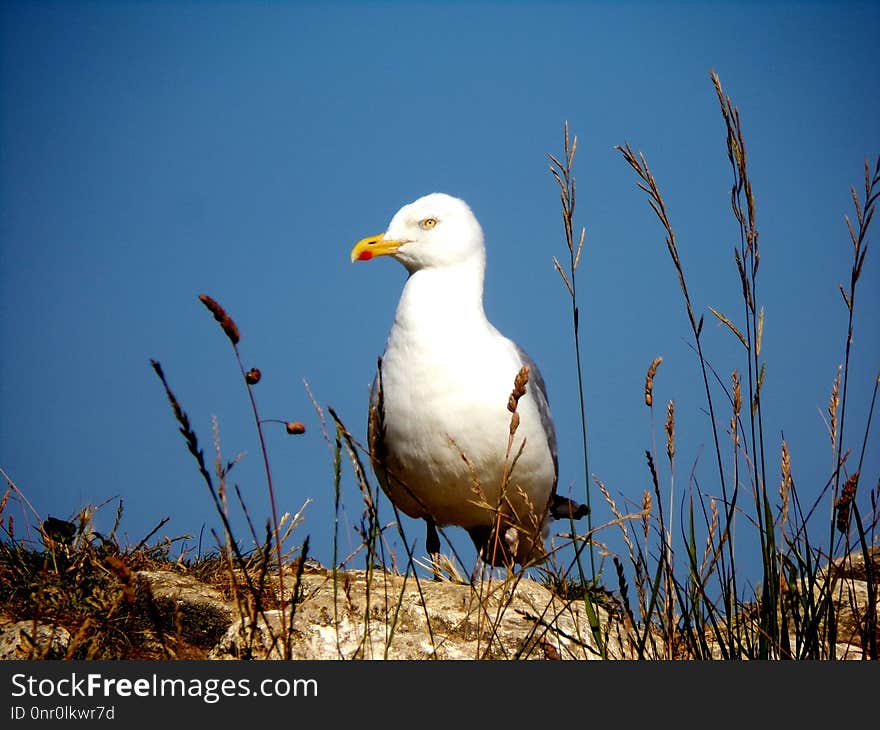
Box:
425;518;441;581
470;558;485;585
466;524;515;583
466;525;492;582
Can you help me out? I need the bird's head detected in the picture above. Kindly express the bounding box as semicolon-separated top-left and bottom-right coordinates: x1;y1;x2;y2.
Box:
350;193;485;273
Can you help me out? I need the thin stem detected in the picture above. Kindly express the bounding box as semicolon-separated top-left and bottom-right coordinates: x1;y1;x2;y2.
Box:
549;122;595;581
233;344;288;655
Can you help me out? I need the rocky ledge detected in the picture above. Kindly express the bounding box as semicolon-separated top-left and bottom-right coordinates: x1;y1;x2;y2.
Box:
1;549;876;660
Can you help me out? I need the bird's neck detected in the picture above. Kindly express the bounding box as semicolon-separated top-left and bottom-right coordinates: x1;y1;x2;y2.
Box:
394;257;488;332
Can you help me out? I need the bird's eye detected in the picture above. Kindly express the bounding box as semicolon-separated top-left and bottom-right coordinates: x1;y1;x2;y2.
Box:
419;217;438;230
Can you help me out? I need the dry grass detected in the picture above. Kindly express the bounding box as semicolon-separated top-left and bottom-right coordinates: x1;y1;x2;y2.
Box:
0;489;214;659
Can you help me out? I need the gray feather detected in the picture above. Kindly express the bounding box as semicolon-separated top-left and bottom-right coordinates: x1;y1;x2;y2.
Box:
512;342;558;487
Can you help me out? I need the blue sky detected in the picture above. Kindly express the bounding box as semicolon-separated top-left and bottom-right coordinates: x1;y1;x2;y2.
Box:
1;1;878;588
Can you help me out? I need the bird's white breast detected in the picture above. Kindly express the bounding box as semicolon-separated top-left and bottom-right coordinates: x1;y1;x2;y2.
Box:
375;268;555;531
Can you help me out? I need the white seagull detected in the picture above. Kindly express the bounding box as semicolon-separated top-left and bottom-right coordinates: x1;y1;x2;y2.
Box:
350;193;586;568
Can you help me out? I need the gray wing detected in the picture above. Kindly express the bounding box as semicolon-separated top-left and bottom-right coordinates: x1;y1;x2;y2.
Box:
513;343;558;487
367;365;386;475
514;345;589;521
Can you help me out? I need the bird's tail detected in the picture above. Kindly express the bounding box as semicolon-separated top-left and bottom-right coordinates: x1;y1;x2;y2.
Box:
549;494;589;521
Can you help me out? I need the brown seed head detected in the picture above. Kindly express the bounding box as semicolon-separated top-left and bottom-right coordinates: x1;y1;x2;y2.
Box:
199;293;240;345
286;421;306;435
645;356;662;407
509;411;521;435
835;471;859;533
707;498;719;546
838;471;859;505
665;400;675;462
507;366;530;413
780;440;792;526
732;370;742;417
828;365;841;450
105;554;137;602
641;489;652;540
245;367;261;385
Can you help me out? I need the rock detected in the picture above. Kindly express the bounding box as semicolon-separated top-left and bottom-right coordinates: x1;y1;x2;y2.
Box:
700;547;880;659
820;547;879;656
4;551;870;660
0;621;71;659
209;570;624;660
137;570;237;648
828;546;880;582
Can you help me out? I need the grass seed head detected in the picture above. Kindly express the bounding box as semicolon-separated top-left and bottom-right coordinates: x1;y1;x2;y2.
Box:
835;471;859;533
828;365;841;450
198;294;240;345
780;440;792;528
245;368;261;385
732;369;742;417
507;366;530;413
665;400;675;462
645;356;662;407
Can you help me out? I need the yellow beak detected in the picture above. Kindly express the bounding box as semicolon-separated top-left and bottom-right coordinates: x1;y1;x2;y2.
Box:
350;233;406;263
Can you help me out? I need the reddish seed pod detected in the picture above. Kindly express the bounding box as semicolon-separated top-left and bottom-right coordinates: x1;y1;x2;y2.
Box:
286;421;306;435
245;368;261;385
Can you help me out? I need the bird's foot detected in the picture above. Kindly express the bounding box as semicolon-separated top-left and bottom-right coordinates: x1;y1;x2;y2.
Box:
425;518;442;581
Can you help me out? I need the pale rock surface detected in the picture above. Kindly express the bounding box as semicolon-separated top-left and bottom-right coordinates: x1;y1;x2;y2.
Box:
2;549;875;660
137;569;236;647
0;620;71;659
208;570;625;660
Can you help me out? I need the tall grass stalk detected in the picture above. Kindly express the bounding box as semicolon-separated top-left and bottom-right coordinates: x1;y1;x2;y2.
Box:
710;70;782;656
548;123;595;581
828;160;880;558
196;294;291;648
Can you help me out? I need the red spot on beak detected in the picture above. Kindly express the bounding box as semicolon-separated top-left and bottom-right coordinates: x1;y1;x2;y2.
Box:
358;250;373;261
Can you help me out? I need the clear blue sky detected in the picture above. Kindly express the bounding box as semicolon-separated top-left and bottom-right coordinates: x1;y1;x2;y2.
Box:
1;1;878;588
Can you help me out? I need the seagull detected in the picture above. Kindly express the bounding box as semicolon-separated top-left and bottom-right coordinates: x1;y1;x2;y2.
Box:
350;193;586;569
